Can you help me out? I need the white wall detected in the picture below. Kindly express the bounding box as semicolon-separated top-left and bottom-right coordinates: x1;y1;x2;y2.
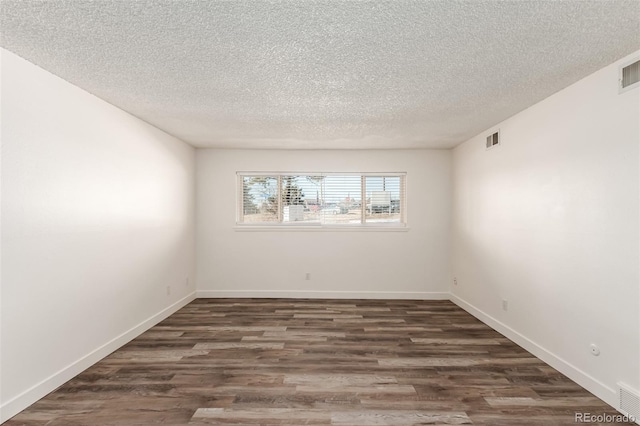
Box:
0;49;196;421
451;50;640;409
196;149;451;299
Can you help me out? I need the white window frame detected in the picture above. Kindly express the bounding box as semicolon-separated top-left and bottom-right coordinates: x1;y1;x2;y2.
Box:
236;172;408;231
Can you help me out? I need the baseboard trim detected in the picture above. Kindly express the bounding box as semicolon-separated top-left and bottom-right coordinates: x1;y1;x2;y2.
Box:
0;292;197;423
449;294;618;409
196;290;450;300
3;291;624;422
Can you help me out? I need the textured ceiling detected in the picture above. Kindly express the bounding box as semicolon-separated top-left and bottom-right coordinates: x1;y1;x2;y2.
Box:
1;1;639;149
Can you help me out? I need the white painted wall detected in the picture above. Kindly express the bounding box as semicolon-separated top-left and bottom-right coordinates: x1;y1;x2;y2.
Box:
0;49;196;421
196;149;451;299
451;50;640;409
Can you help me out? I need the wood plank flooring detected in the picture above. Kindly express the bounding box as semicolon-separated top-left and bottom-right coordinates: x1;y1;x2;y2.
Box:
6;299;624;425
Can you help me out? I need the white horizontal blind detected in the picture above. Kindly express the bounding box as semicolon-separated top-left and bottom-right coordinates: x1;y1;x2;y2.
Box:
240;175;279;223
364;175;404;224
238;173;406;226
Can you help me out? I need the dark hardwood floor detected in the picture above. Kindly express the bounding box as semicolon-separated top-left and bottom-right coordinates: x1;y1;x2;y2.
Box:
6;299;624;425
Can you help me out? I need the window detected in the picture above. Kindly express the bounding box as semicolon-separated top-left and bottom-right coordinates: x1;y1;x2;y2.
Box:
238;173;406;227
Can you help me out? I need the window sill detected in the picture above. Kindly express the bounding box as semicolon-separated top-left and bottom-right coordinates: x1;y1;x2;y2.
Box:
234;224;409;232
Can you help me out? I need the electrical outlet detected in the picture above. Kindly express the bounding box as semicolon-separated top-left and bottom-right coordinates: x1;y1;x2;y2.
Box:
166;286;171;296
502;299;508;311
185;277;189;287
453;277;458;286
305;273;311;280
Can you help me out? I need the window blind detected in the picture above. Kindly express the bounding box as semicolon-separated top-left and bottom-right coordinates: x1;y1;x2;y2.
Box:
238;173;406;226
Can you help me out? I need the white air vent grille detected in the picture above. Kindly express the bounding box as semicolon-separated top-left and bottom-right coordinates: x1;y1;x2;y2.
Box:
620;58;640;93
486;131;500;150
619;382;640;421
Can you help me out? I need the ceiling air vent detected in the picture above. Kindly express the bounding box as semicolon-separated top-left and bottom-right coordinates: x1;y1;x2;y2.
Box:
486;130;500;150
619;58;640;93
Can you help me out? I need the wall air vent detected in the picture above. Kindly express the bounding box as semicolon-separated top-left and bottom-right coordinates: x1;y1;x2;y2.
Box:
619;58;640;93
486;130;500;150
618;382;640;422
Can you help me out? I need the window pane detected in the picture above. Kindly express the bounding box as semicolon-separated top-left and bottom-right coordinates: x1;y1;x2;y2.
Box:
280;175;361;224
242;176;278;223
365;176;402;223
320;175;362;225
281;176;319;223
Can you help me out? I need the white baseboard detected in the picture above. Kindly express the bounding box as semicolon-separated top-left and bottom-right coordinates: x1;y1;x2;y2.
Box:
449;294;618;409
196;289;450;300
4;291;626;423
0;292;196;423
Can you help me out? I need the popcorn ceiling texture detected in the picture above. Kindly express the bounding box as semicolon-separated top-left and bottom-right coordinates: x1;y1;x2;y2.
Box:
1;1;639;149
